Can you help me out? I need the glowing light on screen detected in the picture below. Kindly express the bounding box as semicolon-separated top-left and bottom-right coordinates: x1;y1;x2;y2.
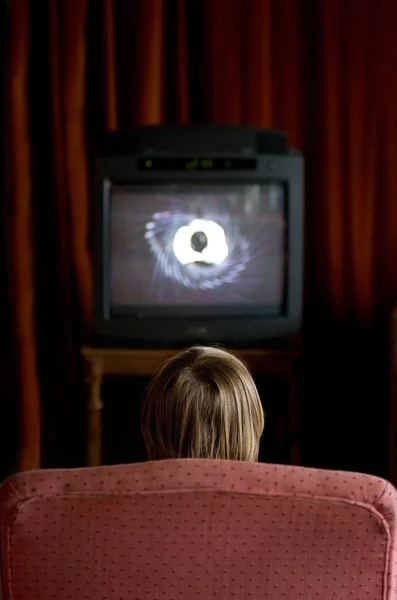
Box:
110;185;286;306
140;188;285;294
143;205;251;291
172;219;229;266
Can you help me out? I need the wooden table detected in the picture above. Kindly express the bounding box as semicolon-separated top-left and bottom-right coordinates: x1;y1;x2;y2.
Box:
82;344;303;467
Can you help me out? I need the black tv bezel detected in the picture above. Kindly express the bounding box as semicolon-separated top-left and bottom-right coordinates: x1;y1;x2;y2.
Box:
92;153;303;347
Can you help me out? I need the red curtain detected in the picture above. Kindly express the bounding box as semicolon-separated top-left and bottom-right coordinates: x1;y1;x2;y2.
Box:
3;0;397;472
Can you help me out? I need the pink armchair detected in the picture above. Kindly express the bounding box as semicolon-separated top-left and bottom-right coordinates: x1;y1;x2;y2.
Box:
1;459;397;599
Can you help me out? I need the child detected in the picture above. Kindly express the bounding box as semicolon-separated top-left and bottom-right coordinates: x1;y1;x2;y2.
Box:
141;346;264;461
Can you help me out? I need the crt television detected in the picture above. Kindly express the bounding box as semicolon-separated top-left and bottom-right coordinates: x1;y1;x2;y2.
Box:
91;126;304;347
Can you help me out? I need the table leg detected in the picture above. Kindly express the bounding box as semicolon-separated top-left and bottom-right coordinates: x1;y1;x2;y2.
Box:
288;369;300;465
86;365;103;467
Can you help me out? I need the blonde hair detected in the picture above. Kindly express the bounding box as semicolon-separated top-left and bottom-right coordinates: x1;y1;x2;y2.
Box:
141;346;264;462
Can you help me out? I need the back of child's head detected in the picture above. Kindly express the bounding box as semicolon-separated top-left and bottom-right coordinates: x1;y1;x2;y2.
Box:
141;346;264;462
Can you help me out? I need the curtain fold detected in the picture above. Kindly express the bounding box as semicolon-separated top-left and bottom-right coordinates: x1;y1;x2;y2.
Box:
5;0;40;471
102;0;118;131
49;0;91;328
318;0;378;320
3;0;397;472
173;0;189;123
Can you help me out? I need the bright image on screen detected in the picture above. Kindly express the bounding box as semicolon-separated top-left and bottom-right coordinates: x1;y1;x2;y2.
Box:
109;183;286;313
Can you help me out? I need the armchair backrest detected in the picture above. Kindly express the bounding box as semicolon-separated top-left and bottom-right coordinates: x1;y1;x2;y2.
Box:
1;459;397;599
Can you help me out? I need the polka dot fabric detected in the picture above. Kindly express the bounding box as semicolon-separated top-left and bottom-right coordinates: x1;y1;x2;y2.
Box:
1;460;396;600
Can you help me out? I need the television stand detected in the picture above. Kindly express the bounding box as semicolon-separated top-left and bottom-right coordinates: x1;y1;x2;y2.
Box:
81;342;303;467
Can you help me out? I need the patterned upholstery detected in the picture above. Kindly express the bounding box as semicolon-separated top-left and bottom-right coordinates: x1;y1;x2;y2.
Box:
1;459;397;599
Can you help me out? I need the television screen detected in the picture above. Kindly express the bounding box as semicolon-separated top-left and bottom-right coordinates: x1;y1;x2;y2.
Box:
109;182;286;316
